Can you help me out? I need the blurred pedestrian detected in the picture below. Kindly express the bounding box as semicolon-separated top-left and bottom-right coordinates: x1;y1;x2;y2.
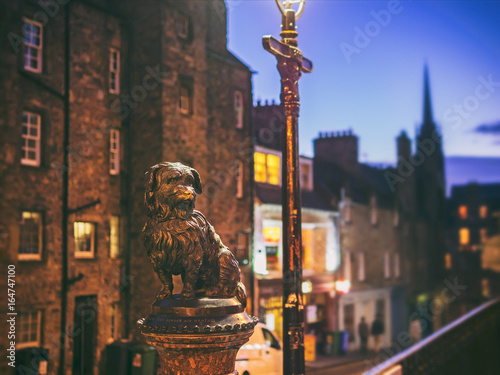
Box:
358;317;369;353
371;314;385;354
409;316;422;345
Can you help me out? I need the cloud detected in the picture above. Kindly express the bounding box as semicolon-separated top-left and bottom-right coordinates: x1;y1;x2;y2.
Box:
475;121;500;134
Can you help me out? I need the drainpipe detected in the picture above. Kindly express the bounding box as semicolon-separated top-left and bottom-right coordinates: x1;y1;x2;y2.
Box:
59;3;70;375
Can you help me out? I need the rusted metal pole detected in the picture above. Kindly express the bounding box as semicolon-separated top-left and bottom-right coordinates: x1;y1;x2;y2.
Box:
263;1;312;374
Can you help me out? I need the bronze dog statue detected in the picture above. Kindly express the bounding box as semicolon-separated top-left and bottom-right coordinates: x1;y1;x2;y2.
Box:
143;162;246;306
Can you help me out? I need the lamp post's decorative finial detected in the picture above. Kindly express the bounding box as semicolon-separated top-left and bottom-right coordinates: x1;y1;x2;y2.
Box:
275;0;305;20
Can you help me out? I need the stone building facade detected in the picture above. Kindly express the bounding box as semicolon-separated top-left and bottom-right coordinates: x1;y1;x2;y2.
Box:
0;1;253;374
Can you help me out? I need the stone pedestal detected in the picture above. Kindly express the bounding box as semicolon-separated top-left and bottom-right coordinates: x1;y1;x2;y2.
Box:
138;296;257;375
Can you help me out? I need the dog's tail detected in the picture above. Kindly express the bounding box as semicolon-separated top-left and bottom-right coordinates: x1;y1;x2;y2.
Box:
237;282;247;308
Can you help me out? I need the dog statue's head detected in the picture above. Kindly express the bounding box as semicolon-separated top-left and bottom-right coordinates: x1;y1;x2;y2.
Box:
145;162;202;221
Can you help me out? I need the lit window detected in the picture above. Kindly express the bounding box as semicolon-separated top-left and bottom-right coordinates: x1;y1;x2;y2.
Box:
445;253;452;269
479;205;488;219
482;279;490;298
179;84;192;114
263;227;280;244
384;252;390;279
394;253;401;277
109;129;120;175
21;111;41;166
74;222;96;259
343;251;352;281
176;13;189;38
370;195;377;225
23;19;42;73
234;91;244;129
458;205;467;219
254;151;280;185
358;252;365;281
235;160;243;199
18;310;42;349
459;228;469;246
109;216;120;258
265;246;280;271
480;228;488;244
109;48;120;94
302;229;313;271
19;212;42;261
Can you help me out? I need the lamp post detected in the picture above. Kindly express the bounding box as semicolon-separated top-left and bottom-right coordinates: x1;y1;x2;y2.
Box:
263;1;312;374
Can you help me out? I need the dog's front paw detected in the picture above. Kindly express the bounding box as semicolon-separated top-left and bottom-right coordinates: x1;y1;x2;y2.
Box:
155;287;172;300
205;284;223;297
180;290;196;300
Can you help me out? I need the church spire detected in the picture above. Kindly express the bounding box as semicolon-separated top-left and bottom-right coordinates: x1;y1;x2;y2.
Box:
423;64;434;124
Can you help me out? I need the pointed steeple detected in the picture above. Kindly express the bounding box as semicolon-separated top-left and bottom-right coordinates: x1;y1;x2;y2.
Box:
423;64;434;124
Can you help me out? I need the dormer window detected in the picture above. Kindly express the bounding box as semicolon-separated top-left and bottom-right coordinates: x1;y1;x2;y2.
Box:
254;148;281;186
299;158;313;191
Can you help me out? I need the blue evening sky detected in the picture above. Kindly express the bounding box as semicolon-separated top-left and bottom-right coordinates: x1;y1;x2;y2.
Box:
227;0;500;164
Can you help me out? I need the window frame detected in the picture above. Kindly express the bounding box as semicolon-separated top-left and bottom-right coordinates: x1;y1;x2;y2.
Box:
74;221;96;259
299;157;313;191
109;48;120;94
17;310;42;349
234;90;244;129
18;211;43;261
109;129;120;175
254;146;282;186
357;252;365;281
109;215;120;258
179;84;193;115
21;111;41;166
23;18;43;73
235;159;244;199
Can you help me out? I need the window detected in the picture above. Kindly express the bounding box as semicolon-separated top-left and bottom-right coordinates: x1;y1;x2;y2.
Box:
344;250;351;281
370;195;377;225
343;304;355;342
235;231;249;264
21;111;41;166
74;222;96;259
176;13;189;38
265;246;279;272
19;212;42;261
384;252;390;279
254;151;280;185
23;19;42;73
109;216;120;258
235;160;243;198
262;327;281;350
394;253;401;277
300;159;313;191
445;253;452;269
358;252;365;281
179;84;192;114
302;229;313;271
458;205;467;219
109;49;120;94
18;310;42;349
343;200;351;223
109;129;120;175
459;228;470;246
393;210;399;227
479;205;488;219
480;228;488;244
109;303;118;341
234;91;244;129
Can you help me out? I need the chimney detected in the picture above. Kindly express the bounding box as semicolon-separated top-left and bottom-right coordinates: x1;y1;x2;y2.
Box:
313;131;359;171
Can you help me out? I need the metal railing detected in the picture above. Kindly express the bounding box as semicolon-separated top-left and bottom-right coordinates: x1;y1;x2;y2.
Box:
364;298;500;375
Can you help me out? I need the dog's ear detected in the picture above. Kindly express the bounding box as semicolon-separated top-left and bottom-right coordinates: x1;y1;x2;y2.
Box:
191;168;202;194
144;164;162;214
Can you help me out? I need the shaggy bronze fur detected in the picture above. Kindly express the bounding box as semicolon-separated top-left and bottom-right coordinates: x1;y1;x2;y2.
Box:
143;162;246;305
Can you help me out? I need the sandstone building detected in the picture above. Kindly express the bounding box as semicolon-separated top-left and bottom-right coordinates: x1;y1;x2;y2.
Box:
0;1;252;374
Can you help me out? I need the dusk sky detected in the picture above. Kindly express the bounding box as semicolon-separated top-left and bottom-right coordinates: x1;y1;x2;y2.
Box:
227;0;500;166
